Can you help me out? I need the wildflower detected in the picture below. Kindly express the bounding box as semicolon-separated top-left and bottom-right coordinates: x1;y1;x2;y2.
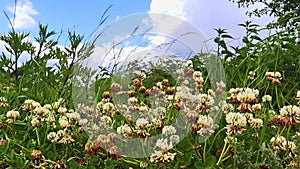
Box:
31;150;42;159
34;107;50;116
135;71;146;80
162;125;176;136
151;118;163;129
249;118;263;130
262;95;272;102
31;117;41;127
97;134;114;149
57;107;68;114
270;135;286;150
47;132;59;143
79;119;88;126
101;115;112;124
136;118;149;129
127;97;138;106
0;97;9;108
66;112;81;123
225;112;247;135
216;81;226;94
252;103;262;112
278;105;300;125
133;78;143;87
59;117;69;128
110;83;122;93
6;110;20;119
102;91;111;99
84;140;101;155
265;71;282;84
140;161;148;168
150;150;176;163
23;99;41;111
108;146;122;159
193;71;202;78
60;134;74;144
117;124;133;136
192;115;215;137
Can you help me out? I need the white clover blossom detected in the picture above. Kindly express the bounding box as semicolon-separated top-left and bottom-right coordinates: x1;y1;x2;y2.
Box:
66;112;81;122
128;97;138;106
59;117;69;128
101;115;112;124
47;132;59;142
31;117;41;127
225;112;247;127
117;124;133;136
249;118;263;130
34;107;50;116
162;125;176;136
58;107;68;114
150;150;176;163
79;119;88;126
279;105;300;116
6;110;20;119
155;138;173;151
262;95;272;102
136;118;149;129
193;71;202;78
102;102;115;112
0;97;9;108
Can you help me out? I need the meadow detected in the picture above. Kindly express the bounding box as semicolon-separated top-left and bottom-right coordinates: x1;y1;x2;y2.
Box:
0;2;300;169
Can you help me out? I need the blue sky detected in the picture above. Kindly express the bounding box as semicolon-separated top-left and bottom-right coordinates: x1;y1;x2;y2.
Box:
0;0;275;67
0;0;274;41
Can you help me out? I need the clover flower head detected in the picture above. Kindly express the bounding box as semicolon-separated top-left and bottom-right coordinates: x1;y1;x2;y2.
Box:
262;95;272;102
6;110;20;119
162;125;176;136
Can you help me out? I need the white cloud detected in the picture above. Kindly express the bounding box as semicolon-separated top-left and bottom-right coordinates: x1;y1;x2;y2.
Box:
149;0;187;20
148;0;274;47
6;0;38;29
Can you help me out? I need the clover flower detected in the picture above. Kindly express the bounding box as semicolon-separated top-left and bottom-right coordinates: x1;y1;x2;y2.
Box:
162;125;176;136
57;107;68;114
47;132;59;143
79;119;88;126
34;107;50;116
249;118;263;130
265;71;282;84
59;116;70;128
136;118;149;129
140;161;149;168
275;105;300;126
84;140;101;155
31;150;43;159
60;134;74;144
270;135;286;150
262;95;272;102
31;117;41;127
225;112;247;135
117;124;133;137
127;97;138;106
150;150;176;163
6;110;20;119
110;83;122;93
0;97;9;108
296;91;300;105
23;99;41;111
